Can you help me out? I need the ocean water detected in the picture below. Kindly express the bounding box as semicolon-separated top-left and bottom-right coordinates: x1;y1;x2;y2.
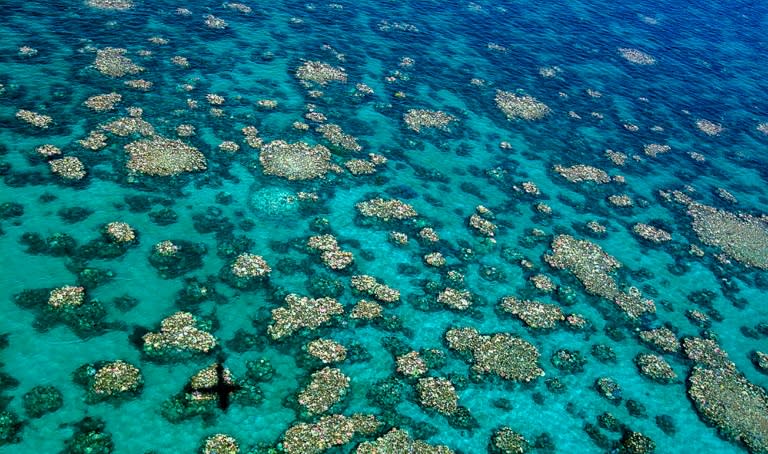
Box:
1;0;767;453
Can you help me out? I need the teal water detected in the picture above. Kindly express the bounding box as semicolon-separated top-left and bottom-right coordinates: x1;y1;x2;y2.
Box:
1;1;767;453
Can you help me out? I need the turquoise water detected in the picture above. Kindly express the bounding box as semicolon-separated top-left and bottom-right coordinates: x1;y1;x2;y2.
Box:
1;0;767;453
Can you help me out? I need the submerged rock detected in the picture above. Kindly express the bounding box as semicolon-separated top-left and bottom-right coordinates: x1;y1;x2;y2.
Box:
23;385;63;418
0;411;22;445
63;417;113;454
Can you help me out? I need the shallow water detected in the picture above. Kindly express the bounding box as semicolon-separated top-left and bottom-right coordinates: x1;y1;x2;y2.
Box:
1;1;767;453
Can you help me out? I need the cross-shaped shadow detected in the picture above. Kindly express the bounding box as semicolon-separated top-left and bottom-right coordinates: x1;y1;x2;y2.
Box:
186;354;243;411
